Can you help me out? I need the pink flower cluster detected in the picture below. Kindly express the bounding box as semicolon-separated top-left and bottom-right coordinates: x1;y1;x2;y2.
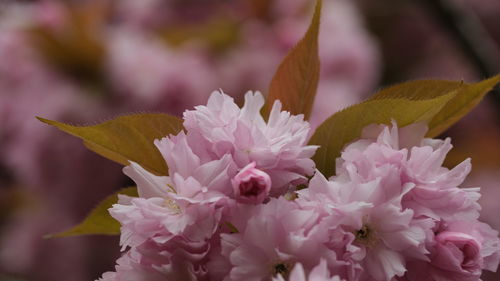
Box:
99;92;500;281
0;1;378;279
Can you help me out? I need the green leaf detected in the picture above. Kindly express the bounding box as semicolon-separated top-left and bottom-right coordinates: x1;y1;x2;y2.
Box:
366;76;500;137
264;0;321;120
427;75;500;137
37;113;183;175
47;187;138;238
309;92;457;178
371;80;464;100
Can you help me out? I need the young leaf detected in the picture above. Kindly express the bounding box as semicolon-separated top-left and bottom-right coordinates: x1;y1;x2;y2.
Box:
367;76;500;137
309;92;457;177
37;113;183;175
371;80;464;100
47;187;138;238
264;0;321;120
427;75;500;137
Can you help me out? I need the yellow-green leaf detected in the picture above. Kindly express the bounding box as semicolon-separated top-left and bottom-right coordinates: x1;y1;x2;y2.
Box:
309;93;457;178
264;0;321;120
367;76;500;137
427;75;500;137
371;80;464;100
47;187;138;238
37;113;183;176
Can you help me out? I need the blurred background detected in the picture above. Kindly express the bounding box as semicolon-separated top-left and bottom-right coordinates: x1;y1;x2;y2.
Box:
0;0;499;280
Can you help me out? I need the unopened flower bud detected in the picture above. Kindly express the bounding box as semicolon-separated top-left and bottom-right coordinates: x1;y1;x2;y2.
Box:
232;162;271;204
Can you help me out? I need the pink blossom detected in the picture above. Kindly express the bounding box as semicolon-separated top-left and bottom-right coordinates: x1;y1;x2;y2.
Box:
1;0;383;280
232;162;271;204
218;198;333;281
125;132;238;205
434;231;482;278
183;91;318;195
110;89;318;280
299;171;427;281
153;131;238;203
35;1;67;30
329;122;499;281
0;13;126;281
336;121;481;222
97;238;209;281
404;220;500;281
105;29;214;116
114;0;172;28
109;196;221;249
444;221;500;273
105;196;222;280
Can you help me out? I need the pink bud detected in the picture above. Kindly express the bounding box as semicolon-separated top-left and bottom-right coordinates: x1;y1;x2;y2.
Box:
434;231;482;277
232;162;271;204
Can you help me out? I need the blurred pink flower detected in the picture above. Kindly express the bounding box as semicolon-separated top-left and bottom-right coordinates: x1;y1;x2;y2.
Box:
105;29;214;116
0;6;120;281
269;0;380;128
114;0;380;128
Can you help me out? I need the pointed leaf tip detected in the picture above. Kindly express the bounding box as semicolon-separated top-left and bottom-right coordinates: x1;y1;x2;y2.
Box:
309;76;500;177
427;74;500;137
264;0;322;120
309;80;462;177
37;113;184;175
46;187;138;238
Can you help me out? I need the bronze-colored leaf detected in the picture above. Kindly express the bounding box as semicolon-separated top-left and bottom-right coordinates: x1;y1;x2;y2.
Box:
264;0;322;120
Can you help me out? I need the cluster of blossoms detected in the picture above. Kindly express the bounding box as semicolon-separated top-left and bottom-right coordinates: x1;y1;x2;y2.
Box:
99;91;500;281
0;1;378;279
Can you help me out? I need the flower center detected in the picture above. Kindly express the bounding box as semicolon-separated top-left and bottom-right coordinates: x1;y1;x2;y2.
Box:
356;225;370;239
272;261;292;278
355;224;378;247
240;178;266;197
163;198;181;214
